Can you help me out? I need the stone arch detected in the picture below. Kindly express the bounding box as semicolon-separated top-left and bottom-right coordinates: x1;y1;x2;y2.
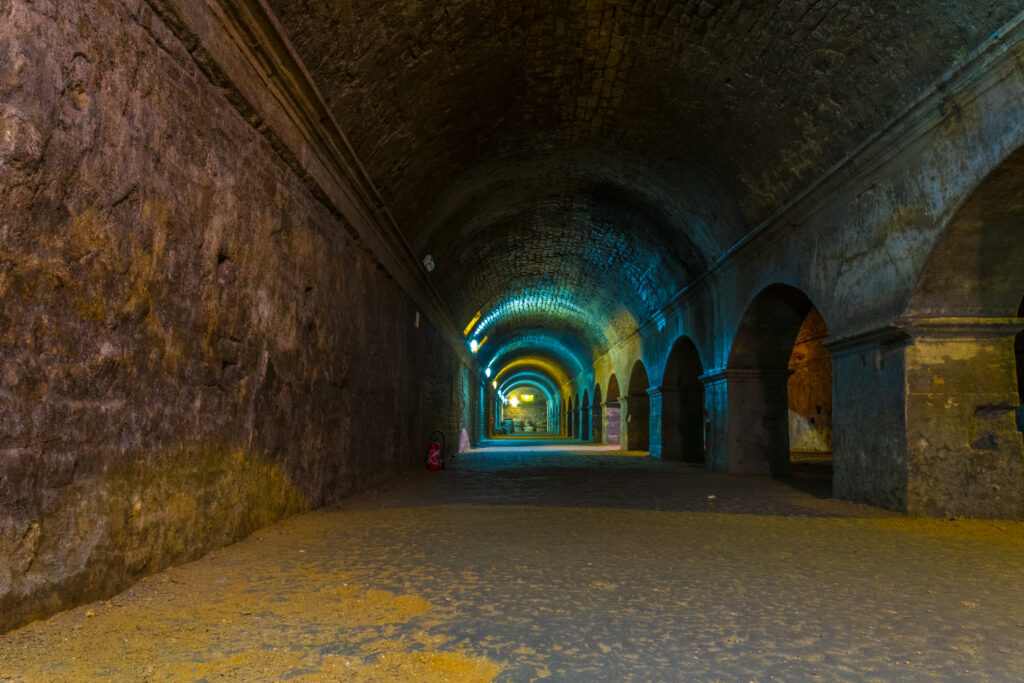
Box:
725;284;831;476
592;384;603;443
626;360;651;451
605;374;621;446
660;336;705;463
908;144;1024;319
898;147;1024;516
581;390;591;442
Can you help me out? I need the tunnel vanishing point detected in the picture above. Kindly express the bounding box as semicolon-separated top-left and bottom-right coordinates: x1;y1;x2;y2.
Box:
2;0;1024;634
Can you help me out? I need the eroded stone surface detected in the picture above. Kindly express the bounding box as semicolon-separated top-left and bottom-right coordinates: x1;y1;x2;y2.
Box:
0;0;470;633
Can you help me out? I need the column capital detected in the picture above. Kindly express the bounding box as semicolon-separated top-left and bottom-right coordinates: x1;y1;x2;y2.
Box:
698;368;792;385
823;324;909;356
897;316;1024;339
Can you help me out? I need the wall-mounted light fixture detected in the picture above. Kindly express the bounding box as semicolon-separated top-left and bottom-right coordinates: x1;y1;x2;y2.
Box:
470;335;488;354
463;310;481;337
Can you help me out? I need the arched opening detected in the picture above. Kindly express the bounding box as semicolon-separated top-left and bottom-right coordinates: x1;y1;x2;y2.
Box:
581;390;591;442
498;385;550;434
592;384;603;442
626;361;651;451
606;375;621;446
787;308;833;471
662;336;705;463
727;284;832;476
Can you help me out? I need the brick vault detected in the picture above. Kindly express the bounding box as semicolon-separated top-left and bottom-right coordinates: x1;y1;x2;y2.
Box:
1;0;1023;632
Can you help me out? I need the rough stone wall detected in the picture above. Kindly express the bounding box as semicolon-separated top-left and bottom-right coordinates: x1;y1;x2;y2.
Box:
904;333;1024;518
0;0;465;632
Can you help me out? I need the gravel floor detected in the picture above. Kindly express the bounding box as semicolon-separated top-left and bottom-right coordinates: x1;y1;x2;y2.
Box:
2;443;1023;681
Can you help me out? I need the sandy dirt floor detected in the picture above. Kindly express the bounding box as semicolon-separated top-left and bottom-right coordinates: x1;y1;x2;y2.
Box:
2;443;1023;681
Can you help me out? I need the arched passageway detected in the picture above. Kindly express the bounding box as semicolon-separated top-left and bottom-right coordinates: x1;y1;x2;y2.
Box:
592;384;603;443
787;308;833;469
725;284;832;476
499;386;550;434
581;390;591;442
626;361;651;451
606;375;621;446
661;336;706;463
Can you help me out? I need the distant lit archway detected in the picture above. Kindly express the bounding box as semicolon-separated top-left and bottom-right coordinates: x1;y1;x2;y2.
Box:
727;284;832;475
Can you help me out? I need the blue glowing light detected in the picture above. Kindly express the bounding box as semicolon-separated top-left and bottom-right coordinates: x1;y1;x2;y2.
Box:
474;294;587;338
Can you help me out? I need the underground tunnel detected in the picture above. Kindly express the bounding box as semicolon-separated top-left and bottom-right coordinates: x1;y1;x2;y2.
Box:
2;0;1024;676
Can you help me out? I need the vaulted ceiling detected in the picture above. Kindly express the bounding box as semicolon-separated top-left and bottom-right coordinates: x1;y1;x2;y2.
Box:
266;0;1016;385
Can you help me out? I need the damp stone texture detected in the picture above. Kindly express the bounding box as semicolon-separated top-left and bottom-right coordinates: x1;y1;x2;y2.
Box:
0;0;470;633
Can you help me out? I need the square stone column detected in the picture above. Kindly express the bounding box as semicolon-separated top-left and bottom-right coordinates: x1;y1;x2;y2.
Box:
825;326;911;511
900;317;1024;518
618;395;631;450
601;400;620;446
700;369;791;474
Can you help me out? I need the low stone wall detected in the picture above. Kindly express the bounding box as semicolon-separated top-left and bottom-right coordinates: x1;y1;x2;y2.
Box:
0;0;466;632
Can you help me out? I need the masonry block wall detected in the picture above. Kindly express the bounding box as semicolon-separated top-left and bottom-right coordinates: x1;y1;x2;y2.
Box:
0;0;467;633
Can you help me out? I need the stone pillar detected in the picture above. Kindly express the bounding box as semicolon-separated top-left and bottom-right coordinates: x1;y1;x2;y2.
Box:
699;369;790;474
616;395;627;450
900;317;1024;518
647;387;673;459
603;399;621;446
825;326;910;511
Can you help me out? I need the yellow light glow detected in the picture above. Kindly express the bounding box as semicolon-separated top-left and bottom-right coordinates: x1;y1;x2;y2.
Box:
471;335;488;353
509;396;519;408
492;380;497;389
463;311;482;337
521;394;534;402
